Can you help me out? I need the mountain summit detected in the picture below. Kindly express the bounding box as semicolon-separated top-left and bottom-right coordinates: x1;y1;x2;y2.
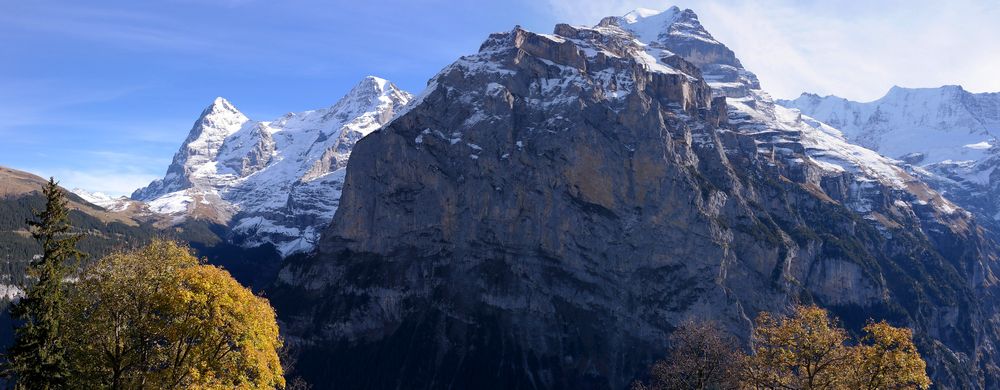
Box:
133;77;412;256
132;96;250;202
616;6;726;54
271;7;1000;389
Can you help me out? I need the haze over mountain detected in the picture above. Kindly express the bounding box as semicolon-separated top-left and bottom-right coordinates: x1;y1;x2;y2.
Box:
0;166;161;350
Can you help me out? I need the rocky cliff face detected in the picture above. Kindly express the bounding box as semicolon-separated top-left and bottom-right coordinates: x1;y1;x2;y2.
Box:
779;86;1000;229
272;8;1000;390
132;77;412;256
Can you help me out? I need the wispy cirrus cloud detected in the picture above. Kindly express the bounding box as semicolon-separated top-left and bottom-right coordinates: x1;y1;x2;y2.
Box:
0;4;239;55
0;2;345;76
0;79;149;129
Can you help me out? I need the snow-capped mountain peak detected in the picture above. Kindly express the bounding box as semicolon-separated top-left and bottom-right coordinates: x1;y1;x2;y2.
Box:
71;188;135;212
323;76;412;133
73;188;114;203
207;96;240;114
779;85;999;165
617;7;681;44
600;7;752;100
190;97;249;147
131;97;250;202
615;6;720;47
601;7;960;218
133;76;412;256
622;6;675;21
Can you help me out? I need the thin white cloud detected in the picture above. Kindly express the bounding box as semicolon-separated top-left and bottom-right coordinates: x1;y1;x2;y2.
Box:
541;0;1000;101
3;148;170;197
27;168;159;198
0;79;148;128
0;4;213;51
9;148;170;197
0;3;334;73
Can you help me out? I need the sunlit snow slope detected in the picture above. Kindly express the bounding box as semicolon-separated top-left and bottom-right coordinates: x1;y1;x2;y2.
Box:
133;76;412;256
780;86;1000;223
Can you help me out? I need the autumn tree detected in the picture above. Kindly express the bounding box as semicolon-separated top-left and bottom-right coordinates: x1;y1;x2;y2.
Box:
6;178;82;389
742;305;930;390
633;320;740;390
847;321;930;390
63;240;285;389
741;305;854;390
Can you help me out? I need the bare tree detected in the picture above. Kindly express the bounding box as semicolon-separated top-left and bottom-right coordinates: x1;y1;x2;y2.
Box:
634;320;741;390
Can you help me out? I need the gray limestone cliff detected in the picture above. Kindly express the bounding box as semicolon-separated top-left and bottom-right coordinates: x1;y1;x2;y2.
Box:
271;8;1000;390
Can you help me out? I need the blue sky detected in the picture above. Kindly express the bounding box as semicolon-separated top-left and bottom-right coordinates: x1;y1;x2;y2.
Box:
2;0;998;195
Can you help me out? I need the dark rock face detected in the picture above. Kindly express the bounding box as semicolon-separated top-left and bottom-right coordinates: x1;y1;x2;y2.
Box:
272;12;1000;390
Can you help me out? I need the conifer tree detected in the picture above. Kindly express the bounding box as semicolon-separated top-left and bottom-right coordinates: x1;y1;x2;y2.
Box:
5;178;82;389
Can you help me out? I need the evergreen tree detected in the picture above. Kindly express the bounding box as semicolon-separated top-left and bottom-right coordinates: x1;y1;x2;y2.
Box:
5;178;82;389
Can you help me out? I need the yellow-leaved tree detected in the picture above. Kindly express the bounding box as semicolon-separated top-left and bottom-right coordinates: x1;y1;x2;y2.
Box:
742;305;930;390
742;305;853;390
848;321;931;390
63;240;285;389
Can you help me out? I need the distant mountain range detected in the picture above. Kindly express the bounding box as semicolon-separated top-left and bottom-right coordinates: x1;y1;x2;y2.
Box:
778;86;1000;228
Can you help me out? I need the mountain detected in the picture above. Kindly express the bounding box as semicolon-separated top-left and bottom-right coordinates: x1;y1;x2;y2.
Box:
0;164;292;359
133;76;413;256
1;164;283;288
778;86;1000;227
0;166;161;350
1;166;157;275
71;188;137;212
271;6;1000;389
0;166;205;285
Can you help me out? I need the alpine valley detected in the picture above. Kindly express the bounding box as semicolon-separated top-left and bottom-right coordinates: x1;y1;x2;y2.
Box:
2;5;1000;390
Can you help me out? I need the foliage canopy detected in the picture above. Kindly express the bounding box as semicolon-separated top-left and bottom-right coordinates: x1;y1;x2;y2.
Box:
64;240;285;389
635;306;930;390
